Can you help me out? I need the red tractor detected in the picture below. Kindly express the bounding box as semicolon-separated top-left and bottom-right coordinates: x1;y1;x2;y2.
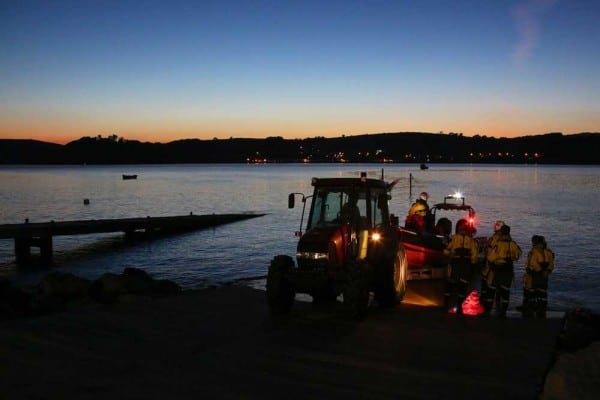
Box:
267;173;408;317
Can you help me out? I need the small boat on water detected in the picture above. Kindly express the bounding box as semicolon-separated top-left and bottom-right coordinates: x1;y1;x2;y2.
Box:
399;194;487;280
420;163;429;170
122;174;138;180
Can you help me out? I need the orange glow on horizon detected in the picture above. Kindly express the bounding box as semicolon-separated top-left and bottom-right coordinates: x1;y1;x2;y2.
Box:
0;117;596;145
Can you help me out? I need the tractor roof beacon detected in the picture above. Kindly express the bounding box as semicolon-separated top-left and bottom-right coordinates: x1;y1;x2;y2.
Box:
267;172;408;318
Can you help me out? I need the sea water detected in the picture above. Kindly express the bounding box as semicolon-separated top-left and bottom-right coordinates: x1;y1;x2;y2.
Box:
1;163;598;312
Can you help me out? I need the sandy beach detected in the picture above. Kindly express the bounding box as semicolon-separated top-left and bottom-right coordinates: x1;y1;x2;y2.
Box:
0;282;596;399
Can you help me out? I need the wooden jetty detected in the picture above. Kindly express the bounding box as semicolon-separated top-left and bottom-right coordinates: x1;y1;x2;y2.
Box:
0;213;264;265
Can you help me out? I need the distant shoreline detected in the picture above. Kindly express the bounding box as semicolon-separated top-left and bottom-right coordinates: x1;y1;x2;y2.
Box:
2;132;599;164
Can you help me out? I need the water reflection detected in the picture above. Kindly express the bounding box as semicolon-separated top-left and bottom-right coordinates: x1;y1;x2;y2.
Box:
0;164;599;312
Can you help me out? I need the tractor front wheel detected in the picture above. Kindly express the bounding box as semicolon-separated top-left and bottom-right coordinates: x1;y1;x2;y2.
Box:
266;255;295;315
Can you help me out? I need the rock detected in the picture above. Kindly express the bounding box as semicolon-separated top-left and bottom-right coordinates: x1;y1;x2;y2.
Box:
0;278;33;319
541;341;600;400
89;273;128;304
1;267;182;319
122;267;157;294
557;307;600;351
90;268;181;304
155;279;182;296
33;272;93;313
36;271;92;303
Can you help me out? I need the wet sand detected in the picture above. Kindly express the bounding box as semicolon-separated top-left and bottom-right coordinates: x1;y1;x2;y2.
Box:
0;282;586;399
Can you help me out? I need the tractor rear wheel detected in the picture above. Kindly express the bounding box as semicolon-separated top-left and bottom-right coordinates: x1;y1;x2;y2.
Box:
266;255;295;315
395;245;408;301
375;245;408;307
343;260;369;318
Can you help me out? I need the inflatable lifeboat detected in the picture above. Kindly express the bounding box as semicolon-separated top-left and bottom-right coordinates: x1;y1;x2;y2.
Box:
399;194;487;280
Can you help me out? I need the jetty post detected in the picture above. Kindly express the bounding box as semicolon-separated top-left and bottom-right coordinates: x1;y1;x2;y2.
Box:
14;234;53;265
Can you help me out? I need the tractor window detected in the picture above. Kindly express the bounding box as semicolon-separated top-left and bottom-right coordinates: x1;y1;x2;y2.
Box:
307;188;367;229
306;185;390;230
308;190;343;229
308;188;369;230
370;190;387;227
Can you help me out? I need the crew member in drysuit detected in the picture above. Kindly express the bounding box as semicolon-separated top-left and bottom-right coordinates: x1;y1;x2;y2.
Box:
405;192;432;232
521;235;555;318
481;220;505;315
483;224;522;317
443;218;479;314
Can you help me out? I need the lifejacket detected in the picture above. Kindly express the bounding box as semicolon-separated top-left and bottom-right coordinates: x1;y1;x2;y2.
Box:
523;245;554;290
444;233;479;265
486;236;521;286
526;246;555;273
522;272;533;290
487;236;522;267
485;232;502;259
481;232;502;276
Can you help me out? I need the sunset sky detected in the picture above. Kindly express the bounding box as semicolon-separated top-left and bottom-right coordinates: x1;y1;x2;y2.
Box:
2;0;599;144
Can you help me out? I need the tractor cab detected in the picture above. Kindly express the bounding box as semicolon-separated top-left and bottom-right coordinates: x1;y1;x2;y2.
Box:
306;179;389;231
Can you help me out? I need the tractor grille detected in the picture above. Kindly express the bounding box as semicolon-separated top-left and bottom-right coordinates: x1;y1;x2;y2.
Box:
297;256;328;270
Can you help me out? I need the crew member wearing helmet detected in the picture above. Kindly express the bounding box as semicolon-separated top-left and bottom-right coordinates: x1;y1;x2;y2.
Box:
481;220;505;315
405;192;432;232
520;235;555;318
484;224;522;318
443;218;479;315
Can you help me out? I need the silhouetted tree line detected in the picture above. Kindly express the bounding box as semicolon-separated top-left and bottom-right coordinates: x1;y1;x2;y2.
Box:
1;132;598;164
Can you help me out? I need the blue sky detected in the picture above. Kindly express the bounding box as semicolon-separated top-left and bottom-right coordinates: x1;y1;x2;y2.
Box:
1;0;599;143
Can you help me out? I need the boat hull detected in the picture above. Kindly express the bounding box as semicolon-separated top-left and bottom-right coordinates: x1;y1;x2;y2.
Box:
399;228;447;280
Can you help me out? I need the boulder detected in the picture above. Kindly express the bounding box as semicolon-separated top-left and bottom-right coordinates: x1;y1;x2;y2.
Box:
558;307;600;351
36;271;92;302
88;273;120;303
90;268;181;303
0;278;33;319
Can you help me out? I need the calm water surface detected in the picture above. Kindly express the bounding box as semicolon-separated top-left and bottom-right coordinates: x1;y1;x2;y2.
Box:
1;164;598;312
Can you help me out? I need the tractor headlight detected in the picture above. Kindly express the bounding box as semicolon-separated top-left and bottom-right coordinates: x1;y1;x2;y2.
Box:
371;232;381;241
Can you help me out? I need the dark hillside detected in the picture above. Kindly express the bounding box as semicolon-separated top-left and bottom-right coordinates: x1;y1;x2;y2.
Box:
0;139;62;164
1;132;598;164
